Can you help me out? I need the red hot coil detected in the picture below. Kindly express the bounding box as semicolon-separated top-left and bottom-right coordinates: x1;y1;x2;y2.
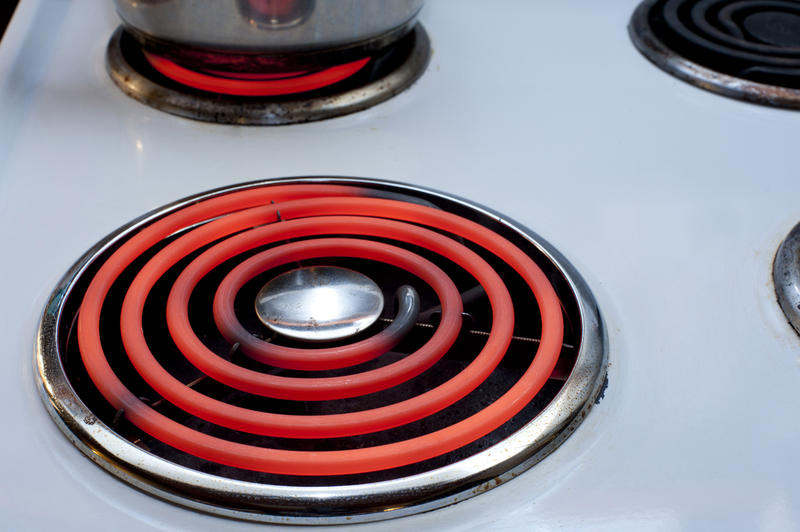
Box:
143;50;371;96
77;184;564;476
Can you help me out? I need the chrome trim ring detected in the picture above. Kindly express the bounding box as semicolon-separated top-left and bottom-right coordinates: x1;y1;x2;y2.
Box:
105;25;431;125
774;222;800;335
36;177;608;524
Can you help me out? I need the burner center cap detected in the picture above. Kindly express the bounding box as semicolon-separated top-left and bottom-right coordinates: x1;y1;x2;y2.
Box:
254;266;384;342
743;11;800;48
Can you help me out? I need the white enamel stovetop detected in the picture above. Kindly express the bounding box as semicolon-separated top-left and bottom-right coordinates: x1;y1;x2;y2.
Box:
2;0;800;530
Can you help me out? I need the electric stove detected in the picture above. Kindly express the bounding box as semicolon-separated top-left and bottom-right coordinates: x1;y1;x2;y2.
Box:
2;0;800;530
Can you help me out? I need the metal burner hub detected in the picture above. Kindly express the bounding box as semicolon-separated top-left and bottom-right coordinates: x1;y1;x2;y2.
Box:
105;24;431;125
743;11;800;47
254;265;385;341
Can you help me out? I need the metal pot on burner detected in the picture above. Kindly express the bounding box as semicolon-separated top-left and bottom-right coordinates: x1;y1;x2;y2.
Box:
112;0;424;72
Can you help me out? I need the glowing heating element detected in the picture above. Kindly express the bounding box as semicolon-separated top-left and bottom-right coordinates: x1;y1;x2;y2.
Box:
76;184;564;476
143;51;371;96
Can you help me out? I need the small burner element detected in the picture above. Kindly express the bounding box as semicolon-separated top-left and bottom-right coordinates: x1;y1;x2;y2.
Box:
36;178;606;523
106;24;430;124
254;266;386;341
629;0;800;108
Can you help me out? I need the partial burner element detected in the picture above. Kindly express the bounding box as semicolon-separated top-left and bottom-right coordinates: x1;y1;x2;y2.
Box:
106;24;430;124
254;266;386;342
774;222;800;336
629;0;800;108
36;178;606;523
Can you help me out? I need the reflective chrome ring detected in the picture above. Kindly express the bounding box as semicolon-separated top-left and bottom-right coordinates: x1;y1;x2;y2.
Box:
774;222;800;335
36;177;608;524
